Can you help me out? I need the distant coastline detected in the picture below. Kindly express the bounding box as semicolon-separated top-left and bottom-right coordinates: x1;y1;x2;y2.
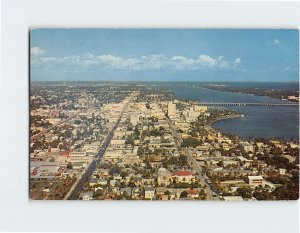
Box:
192;83;299;103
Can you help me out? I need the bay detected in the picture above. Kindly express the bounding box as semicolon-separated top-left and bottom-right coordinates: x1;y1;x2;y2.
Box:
166;83;299;141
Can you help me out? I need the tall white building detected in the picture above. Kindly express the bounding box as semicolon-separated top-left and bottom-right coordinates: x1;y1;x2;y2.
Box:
168;102;176;116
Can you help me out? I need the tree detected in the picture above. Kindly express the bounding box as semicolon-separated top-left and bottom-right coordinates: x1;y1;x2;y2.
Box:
236;187;252;198
125;136;134;146
120;171;128;178
137;147;144;156
181;137;202;148
178;155;188;166
180;191;188;198
190;130;198;137
64;129;72;138
67;163;73;169
109;164;121;176
134;126;140;137
168;156;178;165
164;190;171;196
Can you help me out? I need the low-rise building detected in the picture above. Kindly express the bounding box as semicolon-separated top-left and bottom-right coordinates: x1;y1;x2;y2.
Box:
144;186;155;200
172;170;195;184
223;196;243;201
247;176;263;186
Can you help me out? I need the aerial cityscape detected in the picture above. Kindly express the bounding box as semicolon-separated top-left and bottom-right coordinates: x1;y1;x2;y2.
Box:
30;29;299;201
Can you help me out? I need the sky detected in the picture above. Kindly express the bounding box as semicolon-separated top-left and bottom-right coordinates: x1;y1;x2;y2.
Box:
30;29;299;82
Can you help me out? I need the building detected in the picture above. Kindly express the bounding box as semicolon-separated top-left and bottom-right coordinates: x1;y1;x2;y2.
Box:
281;154;296;163
203;112;211;118
240;142;254;153
69;151;87;157
168;102;176;117
172;170;195;184
247;176;263;186
279;168;286;175
157;168;172;186
144;186;155;200
223;196;244;201
80;191;93;200
186;189;199;199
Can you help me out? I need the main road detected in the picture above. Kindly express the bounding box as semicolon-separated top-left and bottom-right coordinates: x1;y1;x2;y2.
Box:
65;98;131;200
186;152;215;200
158;100;216;200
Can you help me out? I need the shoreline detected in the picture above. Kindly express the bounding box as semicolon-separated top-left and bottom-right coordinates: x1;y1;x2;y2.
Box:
197;85;299;104
210;114;243;125
208;113;243;138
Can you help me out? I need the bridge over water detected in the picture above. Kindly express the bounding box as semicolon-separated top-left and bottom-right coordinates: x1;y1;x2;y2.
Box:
198;102;299;107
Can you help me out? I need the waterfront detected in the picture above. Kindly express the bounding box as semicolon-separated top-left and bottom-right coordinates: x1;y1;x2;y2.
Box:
166;83;299;140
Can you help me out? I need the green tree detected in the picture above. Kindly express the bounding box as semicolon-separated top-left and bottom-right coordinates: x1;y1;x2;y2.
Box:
180;191;188;198
137;147;144;156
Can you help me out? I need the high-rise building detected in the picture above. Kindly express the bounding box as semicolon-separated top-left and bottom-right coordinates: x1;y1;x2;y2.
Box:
168;102;176;116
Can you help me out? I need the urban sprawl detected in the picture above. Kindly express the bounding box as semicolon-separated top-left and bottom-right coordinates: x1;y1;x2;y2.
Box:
30;83;299;201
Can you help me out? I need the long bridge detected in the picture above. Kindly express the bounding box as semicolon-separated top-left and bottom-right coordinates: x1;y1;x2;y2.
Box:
198;102;299;107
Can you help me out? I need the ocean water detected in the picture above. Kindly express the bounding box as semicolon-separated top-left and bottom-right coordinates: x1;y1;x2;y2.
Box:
166;83;299;140
200;82;300;91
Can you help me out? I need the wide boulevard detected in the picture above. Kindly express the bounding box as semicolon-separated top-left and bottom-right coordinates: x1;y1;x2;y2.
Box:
65;100;130;200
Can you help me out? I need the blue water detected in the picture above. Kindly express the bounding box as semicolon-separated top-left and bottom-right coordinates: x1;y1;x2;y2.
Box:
201;82;299;91
166;84;299;140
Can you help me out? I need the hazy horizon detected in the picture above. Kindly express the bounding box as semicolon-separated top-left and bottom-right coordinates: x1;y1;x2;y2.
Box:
31;80;299;83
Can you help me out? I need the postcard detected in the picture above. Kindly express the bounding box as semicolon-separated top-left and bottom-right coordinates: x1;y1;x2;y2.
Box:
29;29;299;200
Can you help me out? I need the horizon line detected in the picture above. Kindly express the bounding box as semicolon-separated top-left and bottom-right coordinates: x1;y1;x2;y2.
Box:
31;80;300;83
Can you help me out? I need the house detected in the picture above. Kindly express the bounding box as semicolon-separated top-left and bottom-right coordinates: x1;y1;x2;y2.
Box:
132;187;142;198
120;187;132;196
161;195;169;201
110;180;117;187
212;151;222;157
89;178;100;187
143;178;155;185
155;187;168;196
186;189;199;199
279;168;286;175
80;191;93;200
98;179;108;186
96;169;110;178
113;173;122;180
144;186;155;200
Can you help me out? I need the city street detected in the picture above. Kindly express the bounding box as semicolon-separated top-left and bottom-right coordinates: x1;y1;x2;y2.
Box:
65;98;131;200
186;152;215;200
162;103;216;200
